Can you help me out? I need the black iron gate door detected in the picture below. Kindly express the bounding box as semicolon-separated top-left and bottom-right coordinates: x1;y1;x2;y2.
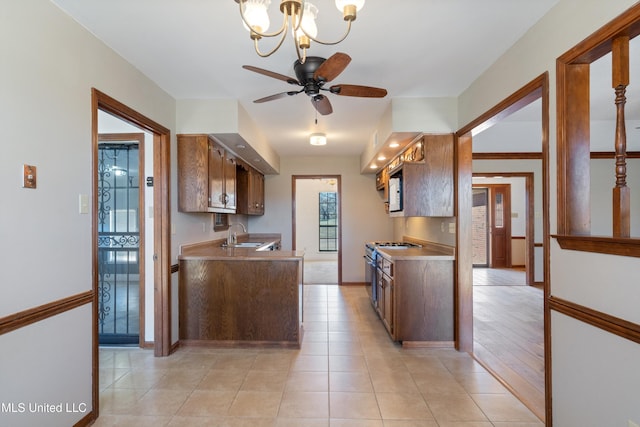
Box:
97;143;141;345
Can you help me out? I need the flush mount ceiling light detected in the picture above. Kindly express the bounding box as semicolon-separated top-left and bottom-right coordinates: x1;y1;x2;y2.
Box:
234;0;365;64
309;132;327;146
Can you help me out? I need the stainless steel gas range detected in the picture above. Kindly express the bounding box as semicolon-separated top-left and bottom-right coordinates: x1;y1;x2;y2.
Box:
364;241;421;304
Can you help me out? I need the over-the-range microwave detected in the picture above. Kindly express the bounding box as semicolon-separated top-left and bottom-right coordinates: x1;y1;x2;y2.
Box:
388;174;402;212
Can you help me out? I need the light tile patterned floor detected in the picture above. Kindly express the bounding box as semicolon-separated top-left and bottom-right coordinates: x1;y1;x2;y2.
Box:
95;285;543;426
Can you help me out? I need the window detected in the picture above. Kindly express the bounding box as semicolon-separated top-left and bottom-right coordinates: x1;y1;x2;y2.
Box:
319;192;338;251
556;4;640;257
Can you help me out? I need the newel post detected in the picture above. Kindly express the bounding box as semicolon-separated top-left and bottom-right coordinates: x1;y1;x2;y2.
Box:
612;35;630;237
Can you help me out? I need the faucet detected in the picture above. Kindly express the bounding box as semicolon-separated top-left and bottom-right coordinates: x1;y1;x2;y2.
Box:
227;222;247;246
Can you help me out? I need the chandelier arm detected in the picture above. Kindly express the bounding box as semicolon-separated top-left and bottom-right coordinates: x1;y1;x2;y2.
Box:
301;19;352;46
293;34;306;64
253;26;290;58
237;0;288;39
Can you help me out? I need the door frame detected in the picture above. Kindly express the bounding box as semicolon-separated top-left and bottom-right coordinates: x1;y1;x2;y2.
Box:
455;73;550;422
97;132;146;345
474;173;536;285
91;89;172;418
291;175;342;285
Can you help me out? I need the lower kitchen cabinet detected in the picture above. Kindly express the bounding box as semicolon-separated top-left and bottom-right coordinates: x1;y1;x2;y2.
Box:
376;254;454;345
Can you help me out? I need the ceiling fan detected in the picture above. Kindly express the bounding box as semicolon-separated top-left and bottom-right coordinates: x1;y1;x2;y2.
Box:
242;52;387;116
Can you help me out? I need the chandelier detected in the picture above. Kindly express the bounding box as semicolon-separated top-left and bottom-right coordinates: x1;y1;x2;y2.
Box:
234;0;365;64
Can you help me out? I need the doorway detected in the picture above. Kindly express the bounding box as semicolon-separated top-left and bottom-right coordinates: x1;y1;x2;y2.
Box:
455;74;550;422
97;134;145;345
292;175;342;285
91;88;171;419
472;184;513;268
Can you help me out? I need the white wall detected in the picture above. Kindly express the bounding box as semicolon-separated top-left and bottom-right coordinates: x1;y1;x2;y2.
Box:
459;0;640;424
249;156;393;283
0;1;176;425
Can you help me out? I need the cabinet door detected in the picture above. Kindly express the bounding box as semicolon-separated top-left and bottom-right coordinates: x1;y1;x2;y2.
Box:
224;153;236;210
177;135;209;212
208;142;225;209
251;169;264;215
382;274;394;336
376;268;384;318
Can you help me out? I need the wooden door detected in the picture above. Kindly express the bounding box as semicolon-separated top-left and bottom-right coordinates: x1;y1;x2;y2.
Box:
490;184;511;268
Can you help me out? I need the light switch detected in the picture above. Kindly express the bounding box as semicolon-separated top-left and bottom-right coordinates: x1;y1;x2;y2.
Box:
79;194;89;214
22;164;37;189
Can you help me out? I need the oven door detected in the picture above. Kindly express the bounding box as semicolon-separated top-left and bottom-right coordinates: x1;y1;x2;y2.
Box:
364;253;377;304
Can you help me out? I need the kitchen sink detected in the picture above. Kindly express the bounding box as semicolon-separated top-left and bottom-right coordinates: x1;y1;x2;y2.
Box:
231;242;264;248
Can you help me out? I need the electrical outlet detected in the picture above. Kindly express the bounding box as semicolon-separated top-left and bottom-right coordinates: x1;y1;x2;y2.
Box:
448;222;456;233
628;420;640;427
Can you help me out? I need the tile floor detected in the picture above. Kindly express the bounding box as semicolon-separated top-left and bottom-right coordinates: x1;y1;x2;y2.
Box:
96;285;543;426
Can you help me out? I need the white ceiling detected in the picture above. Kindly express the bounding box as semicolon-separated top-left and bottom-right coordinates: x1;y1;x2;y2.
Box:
52;0;562;158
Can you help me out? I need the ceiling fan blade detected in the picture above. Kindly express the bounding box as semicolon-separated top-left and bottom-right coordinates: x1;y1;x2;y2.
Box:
330;84;388;98
311;95;333;115
253;91;299;103
313;52;351;82
243;65;300;85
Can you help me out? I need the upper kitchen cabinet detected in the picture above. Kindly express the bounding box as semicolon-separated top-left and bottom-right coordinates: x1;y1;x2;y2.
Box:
178;134;237;213
236;162;265;215
384;133;454;217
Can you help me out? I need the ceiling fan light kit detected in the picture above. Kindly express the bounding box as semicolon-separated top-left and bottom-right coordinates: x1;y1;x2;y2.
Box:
234;0;365;63
309;132;327;146
243;52;387;115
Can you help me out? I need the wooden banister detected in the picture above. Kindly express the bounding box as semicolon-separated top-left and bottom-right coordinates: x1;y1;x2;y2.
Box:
612;35;630;237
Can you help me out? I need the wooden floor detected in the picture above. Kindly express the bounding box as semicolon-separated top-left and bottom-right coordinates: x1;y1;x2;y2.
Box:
473;268;545;423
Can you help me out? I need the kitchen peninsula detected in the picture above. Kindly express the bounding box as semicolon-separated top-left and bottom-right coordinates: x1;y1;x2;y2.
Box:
178;234;304;348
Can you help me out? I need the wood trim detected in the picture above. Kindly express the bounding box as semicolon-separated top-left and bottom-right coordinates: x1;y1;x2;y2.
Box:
0;291;93;336
291;175;342;285
553;234;640;257
473;152;542;160
340;282;367;286
454;133;474;353
456;75;545;138
549;296;640;344
556;3;640;65
591;151;640;159
457;72;551;424
73;412;95;427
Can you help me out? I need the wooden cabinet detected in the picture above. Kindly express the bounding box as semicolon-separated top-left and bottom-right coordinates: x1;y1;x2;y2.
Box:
380;133;454;217
177;134;236;213
375;256;395;337
375;252;453;344
179;257;303;347
236;163;265;215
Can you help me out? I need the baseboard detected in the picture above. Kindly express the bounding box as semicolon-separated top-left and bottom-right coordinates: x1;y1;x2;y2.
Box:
340;281;366;286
